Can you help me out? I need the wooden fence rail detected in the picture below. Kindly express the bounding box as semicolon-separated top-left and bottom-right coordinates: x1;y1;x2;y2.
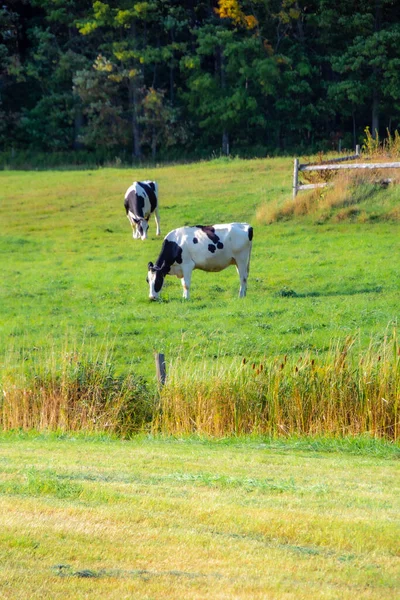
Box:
292;145;400;198
301;162;400;172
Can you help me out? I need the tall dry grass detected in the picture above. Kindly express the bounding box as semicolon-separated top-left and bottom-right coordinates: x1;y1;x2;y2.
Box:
2;335;399;440
257;168;400;224
154;334;400;439
257;128;400;224
1;344;153;436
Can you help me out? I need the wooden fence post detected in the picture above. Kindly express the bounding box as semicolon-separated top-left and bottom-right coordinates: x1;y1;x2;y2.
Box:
356;144;360;156
155;352;166;386
293;158;299;199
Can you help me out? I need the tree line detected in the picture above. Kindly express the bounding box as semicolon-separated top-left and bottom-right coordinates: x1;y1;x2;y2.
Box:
1;0;400;163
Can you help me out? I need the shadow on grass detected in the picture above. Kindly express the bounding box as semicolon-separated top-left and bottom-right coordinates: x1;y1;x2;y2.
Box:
52;564;223;580
277;286;383;298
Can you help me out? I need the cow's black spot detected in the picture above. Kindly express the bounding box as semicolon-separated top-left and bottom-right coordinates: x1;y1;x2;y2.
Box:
154;271;164;293
139;181;158;212
154;239;183;273
208;244;216;253
193;237;198;244
124;190;145;217
217;242;224;249
248;226;254;241
197;226;220;245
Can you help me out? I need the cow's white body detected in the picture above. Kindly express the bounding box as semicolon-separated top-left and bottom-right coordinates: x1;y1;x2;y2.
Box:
124;180;160;240
147;223;253;300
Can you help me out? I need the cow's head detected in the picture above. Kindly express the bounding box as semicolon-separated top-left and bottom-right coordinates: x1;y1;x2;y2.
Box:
136;218;149;240
147;262;165;300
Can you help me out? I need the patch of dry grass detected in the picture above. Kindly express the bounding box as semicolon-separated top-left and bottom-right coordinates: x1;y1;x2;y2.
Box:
155;334;400;439
257;130;400;224
257;168;400;224
1;344;153;436
2;333;399;440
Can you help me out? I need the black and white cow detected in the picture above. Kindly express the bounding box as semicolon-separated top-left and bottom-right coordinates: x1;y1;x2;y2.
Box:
124;180;160;240
147;223;253;300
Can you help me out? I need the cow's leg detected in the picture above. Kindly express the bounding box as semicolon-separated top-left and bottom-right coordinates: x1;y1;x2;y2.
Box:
234;250;251;298
127;213;139;238
127;214;134;237
154;206;161;236
180;265;193;299
133;216;142;239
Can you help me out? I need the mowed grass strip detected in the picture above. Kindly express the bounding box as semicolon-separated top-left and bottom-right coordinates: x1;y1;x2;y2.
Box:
0;434;399;599
1;157;399;380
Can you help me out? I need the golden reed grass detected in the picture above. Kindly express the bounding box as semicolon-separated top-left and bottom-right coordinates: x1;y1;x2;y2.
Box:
154;335;399;439
1;335;399;439
257;130;400;225
1;347;152;436
257;168;400;225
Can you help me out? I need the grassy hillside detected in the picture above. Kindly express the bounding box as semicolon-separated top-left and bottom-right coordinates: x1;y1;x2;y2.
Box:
0;433;399;599
1;157;399;385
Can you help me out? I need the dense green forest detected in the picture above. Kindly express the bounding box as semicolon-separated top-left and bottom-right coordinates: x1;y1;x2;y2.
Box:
1;0;400;164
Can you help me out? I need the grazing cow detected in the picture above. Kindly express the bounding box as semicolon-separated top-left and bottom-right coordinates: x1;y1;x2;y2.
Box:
124;180;160;240
147;223;253;300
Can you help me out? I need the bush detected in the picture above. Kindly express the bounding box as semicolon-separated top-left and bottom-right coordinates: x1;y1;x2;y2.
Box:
1;345;154;436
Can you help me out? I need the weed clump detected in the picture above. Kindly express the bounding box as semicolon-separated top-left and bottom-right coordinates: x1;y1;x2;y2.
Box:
2;334;399;440
1;346;153;436
257;128;400;224
155;334;400;440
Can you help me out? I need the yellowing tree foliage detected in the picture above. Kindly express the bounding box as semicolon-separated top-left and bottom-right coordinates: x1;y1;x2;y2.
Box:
215;0;258;30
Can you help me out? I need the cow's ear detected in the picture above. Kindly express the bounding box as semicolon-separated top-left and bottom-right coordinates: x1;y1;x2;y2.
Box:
148;261;154;269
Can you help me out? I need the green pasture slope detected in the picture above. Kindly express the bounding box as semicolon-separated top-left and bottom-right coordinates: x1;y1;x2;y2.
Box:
0;433;399;599
1;161;399;598
1;156;399;380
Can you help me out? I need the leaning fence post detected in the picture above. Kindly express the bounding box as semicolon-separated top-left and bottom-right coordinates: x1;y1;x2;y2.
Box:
155;352;166;387
293;158;299;199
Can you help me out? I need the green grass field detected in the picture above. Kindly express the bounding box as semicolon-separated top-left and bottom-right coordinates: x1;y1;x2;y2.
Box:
0;433;399;599
1;160;399;596
1;157;399;383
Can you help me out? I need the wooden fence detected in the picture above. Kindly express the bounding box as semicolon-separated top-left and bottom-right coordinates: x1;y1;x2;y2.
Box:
292;145;400;198
155;352;167;386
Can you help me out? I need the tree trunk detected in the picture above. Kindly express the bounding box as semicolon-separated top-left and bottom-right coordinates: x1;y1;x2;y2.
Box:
129;78;141;159
73;100;84;150
219;47;229;155
295;2;305;43
169;30;175;105
372;0;381;139
372;88;379;139
222;130;229;155
169;64;174;105
130;21;141;159
152;130;157;160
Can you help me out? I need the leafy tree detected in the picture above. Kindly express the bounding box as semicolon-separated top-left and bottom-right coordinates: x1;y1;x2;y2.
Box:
1;0;400;159
182;11;279;154
73;54;130;151
76;1;189;158
0;2;28;146
321;0;400;139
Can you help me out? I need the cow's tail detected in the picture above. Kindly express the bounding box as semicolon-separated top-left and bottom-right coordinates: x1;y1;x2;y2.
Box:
247;225;253;276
